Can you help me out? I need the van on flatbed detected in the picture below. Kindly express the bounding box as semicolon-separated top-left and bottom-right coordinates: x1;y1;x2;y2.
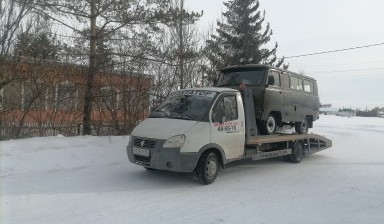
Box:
216;64;320;135
126;87;332;184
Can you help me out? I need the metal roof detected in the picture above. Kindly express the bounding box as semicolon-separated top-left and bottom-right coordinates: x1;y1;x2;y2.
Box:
221;64;316;81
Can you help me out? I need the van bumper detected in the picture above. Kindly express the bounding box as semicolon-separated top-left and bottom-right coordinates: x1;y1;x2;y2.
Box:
127;139;199;172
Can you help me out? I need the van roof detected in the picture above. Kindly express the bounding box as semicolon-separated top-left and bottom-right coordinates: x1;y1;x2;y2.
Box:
221;64;316;81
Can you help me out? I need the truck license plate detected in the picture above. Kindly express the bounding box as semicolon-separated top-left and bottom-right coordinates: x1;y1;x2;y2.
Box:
133;148;150;157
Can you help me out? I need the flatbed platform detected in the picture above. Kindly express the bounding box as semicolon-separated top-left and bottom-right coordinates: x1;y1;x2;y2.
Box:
247;133;332;146
244;133;332;161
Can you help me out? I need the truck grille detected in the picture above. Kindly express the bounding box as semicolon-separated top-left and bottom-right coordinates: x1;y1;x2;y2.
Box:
133;138;157;148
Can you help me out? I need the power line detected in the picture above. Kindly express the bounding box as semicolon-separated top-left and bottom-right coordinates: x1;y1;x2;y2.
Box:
283;42;384;59
311;67;384;74
315;74;384;80
290;61;384;69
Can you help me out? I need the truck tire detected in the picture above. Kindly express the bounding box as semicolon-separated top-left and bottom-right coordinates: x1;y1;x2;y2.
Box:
261;114;277;135
295;117;309;134
288;141;304;163
195;151;219;185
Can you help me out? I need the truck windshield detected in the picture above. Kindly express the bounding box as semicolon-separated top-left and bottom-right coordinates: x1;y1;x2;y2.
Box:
216;70;267;87
149;90;218;121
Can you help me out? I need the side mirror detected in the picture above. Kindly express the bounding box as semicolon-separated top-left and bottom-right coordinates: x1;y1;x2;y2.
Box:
267;75;275;86
221;115;226;124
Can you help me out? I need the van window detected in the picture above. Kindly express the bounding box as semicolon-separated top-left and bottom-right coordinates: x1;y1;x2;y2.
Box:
290;76;303;91
269;71;280;87
303;80;314;92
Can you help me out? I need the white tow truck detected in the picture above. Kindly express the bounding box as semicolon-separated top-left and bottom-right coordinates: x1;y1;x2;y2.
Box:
126;87;332;184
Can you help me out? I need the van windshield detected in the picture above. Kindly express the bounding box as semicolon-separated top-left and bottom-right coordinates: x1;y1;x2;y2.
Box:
149;90;218;121
216;70;267;87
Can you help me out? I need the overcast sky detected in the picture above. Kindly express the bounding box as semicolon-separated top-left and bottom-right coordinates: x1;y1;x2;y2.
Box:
185;0;384;110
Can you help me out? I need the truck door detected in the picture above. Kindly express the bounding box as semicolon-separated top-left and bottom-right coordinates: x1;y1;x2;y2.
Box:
210;93;245;160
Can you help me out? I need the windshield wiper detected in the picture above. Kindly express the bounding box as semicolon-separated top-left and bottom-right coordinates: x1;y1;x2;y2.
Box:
179;113;196;120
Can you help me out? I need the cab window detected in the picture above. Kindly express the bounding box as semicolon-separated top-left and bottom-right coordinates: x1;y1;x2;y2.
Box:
212;95;238;122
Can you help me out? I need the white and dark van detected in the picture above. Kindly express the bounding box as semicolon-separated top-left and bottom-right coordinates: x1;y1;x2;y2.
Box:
216;64;319;134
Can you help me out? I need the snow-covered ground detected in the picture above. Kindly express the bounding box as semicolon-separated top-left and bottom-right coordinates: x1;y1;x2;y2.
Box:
1;115;384;224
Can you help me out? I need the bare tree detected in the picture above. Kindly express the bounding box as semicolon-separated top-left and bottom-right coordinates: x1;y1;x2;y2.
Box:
0;0;34;91
147;0;205;106
30;0;185;135
0;0;34;56
1;0;205;139
1;24;63;138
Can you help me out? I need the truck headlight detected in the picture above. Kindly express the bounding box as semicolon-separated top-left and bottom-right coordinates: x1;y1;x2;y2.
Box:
163;135;185;148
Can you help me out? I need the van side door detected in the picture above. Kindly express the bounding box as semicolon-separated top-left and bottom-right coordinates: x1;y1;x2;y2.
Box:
281;72;292;122
263;70;283;120
210;93;245;160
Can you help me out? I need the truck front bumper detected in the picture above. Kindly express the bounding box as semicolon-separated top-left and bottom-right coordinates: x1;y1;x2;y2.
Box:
127;137;199;172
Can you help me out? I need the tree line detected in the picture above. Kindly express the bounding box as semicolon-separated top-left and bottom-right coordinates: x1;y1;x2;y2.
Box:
0;0;286;138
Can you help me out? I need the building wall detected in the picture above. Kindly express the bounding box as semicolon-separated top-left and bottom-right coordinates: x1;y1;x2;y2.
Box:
0;60;151;139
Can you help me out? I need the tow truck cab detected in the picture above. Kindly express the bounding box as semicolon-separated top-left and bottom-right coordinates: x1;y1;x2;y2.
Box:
127;88;246;171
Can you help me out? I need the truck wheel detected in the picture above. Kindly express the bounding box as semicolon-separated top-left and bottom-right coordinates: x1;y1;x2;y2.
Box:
295;117;309;134
195;152;219;185
288;141;304;163
261;114;277;135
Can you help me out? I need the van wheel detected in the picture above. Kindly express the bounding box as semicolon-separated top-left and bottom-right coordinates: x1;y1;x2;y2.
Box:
195;152;219;185
261;114;277;135
295;117;309;134
288;141;304;163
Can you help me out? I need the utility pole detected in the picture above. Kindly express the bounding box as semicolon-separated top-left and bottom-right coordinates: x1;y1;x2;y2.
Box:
179;0;184;89
83;0;97;135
